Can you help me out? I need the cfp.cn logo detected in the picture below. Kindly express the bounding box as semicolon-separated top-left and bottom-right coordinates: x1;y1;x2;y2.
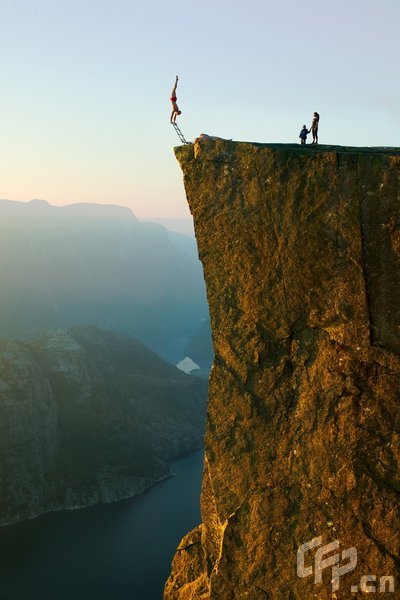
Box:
297;536;395;594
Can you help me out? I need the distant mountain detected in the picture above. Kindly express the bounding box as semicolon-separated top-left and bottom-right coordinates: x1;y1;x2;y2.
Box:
0;199;210;364
0;326;207;526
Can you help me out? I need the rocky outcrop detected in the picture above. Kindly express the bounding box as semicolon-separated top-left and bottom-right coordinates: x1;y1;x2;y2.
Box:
165;141;400;599
0;326;207;525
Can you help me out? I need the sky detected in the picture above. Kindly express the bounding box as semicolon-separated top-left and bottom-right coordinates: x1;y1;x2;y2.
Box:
0;0;399;219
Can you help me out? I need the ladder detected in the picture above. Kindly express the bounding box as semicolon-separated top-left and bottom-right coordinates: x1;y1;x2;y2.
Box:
171;122;191;145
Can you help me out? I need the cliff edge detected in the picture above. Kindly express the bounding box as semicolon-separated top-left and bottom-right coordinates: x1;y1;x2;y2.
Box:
164;141;400;599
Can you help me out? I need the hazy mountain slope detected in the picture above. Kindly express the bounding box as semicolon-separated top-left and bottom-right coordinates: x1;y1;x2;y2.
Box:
0;325;207;526
0;199;209;363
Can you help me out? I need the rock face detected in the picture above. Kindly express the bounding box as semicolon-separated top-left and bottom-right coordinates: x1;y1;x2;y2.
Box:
0;326;207;525
165;141;400;599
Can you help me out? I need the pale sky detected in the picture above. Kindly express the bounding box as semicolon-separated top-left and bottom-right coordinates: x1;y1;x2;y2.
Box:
0;0;399;218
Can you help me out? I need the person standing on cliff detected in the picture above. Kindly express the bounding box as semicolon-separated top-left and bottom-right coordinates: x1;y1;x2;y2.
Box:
299;125;310;144
310;112;320;143
170;75;182;123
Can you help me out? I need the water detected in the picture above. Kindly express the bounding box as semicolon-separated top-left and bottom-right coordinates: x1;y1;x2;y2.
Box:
0;450;204;600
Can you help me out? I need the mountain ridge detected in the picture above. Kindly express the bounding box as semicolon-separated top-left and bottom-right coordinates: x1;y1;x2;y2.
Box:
0;198;210;365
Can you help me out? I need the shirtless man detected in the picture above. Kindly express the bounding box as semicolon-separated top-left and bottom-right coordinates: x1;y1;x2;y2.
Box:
170;75;181;123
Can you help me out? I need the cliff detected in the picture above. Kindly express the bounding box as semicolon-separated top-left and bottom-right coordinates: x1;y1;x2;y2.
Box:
165;141;400;599
0;326;207;525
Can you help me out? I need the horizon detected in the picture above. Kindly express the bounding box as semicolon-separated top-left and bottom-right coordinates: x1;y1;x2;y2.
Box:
0;196;196;235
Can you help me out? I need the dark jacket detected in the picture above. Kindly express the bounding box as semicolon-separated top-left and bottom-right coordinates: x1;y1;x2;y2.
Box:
299;127;309;140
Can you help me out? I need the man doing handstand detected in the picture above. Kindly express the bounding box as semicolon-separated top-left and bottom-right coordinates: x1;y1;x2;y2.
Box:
170;75;182;123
